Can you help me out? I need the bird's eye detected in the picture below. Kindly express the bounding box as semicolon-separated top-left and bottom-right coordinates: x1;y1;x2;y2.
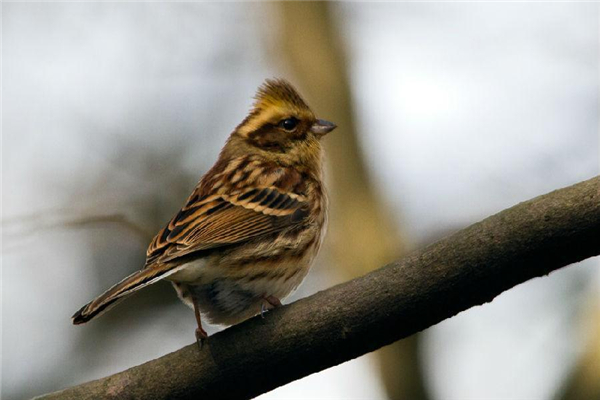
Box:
279;117;299;131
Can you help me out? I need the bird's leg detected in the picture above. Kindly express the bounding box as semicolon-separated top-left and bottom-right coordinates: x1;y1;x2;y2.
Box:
260;294;282;318
190;291;207;349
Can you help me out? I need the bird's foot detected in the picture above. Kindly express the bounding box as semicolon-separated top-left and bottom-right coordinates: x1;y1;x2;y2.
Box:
195;327;208;350
260;295;282;318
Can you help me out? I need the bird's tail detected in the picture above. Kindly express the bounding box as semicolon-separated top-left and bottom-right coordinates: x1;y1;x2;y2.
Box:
72;263;182;325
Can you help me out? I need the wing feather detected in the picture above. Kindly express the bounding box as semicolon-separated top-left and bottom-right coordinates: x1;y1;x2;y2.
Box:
145;187;308;266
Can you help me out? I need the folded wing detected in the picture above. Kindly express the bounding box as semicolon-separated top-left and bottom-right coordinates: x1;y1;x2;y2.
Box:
146;187;309;265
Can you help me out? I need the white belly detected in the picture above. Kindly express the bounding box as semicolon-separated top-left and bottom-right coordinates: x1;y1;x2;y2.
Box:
166;246;316;326
167;258;209;283
166;217;325;326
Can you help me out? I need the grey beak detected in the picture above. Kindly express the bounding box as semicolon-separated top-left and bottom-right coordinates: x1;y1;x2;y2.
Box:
310;119;337;136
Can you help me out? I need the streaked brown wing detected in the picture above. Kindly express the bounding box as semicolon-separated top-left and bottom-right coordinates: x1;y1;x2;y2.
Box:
145;187;308;266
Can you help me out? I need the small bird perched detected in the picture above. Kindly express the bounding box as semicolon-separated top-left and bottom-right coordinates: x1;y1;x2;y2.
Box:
72;79;336;343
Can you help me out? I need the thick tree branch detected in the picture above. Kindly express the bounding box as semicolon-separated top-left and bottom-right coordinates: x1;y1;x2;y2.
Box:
38;176;600;400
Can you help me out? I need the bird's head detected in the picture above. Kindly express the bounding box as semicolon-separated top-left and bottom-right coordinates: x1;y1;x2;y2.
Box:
225;79;336;167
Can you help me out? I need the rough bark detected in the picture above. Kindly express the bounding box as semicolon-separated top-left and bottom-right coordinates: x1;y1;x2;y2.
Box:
36;176;600;400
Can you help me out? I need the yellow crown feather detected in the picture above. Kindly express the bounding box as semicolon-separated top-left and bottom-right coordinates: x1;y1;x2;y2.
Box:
237;79;315;137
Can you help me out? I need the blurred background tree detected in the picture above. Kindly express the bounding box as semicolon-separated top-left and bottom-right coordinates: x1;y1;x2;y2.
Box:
558;293;600;400
270;3;426;399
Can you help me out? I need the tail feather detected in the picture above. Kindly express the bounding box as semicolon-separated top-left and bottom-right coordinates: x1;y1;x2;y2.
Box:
72;263;182;325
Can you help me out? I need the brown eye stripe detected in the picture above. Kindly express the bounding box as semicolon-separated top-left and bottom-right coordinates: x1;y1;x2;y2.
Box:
248;122;276;139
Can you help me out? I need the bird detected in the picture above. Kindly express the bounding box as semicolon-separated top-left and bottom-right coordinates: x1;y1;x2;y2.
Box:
72;78;336;343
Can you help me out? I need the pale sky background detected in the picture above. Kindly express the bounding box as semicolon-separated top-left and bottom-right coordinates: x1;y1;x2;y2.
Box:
2;3;599;400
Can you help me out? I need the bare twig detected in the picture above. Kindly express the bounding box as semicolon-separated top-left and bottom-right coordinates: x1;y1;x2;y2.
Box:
36;176;600;400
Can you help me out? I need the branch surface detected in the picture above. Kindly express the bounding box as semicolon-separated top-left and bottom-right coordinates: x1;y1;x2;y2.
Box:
38;176;600;400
